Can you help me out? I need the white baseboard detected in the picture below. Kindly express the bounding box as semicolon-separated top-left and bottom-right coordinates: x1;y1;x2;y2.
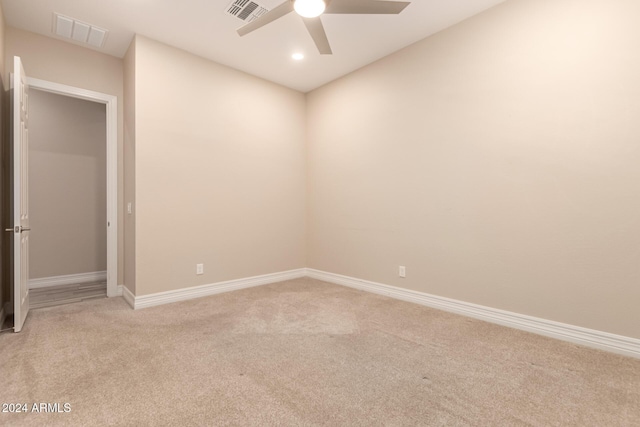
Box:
306;269;640;359
116;285;124;297
117;266;639;358
28;271;107;289
127;269;306;310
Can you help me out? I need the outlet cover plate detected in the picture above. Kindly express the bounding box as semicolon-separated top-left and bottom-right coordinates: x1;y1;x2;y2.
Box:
399;266;406;278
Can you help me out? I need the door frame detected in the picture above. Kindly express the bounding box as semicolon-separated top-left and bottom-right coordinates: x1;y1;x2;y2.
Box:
28;77;119;297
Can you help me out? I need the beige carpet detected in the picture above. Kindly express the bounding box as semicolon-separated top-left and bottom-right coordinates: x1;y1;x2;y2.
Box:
0;277;638;426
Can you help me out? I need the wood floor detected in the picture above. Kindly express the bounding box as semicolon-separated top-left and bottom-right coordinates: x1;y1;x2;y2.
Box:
29;281;107;309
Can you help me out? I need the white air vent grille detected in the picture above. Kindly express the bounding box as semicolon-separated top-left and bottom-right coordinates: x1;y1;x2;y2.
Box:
53;13;108;48
226;0;269;22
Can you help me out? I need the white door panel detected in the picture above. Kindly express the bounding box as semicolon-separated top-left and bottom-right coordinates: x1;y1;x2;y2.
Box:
12;56;30;332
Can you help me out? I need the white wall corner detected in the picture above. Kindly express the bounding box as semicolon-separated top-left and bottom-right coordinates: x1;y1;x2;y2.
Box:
305;269;640;360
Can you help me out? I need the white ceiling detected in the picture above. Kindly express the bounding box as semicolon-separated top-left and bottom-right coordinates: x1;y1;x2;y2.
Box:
1;0;506;92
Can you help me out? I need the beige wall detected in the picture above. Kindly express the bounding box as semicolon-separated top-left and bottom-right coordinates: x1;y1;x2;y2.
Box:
5;27;124;286
28;90;106;279
123;38;136;294
307;0;640;339
132;36;306;296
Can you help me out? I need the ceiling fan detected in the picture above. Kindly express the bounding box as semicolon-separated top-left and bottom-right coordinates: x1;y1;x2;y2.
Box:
237;0;411;55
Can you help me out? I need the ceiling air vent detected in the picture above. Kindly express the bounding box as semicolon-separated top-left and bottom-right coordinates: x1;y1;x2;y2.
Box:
53;13;108;48
225;0;269;22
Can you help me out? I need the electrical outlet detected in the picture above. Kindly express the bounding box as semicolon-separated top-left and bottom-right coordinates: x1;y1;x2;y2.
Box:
196;264;204;275
399;266;406;278
127;202;132;214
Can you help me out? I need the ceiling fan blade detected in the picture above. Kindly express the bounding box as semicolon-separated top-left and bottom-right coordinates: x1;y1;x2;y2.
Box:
325;0;410;14
237;1;295;36
302;17;332;55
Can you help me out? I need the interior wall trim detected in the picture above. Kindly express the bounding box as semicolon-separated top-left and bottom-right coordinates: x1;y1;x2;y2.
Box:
305;269;640;359
28;271;107;289
125;269;306;310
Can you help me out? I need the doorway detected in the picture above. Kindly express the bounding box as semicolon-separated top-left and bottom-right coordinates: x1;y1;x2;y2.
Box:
26;78;118;301
28;89;107;308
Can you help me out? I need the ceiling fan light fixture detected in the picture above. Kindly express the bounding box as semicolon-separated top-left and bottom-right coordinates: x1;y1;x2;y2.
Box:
294;0;326;18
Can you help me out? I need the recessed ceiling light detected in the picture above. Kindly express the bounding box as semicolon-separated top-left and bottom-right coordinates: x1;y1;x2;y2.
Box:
292;53;304;61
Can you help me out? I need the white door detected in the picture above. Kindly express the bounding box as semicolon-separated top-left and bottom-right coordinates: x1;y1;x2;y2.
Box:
11;56;30;332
